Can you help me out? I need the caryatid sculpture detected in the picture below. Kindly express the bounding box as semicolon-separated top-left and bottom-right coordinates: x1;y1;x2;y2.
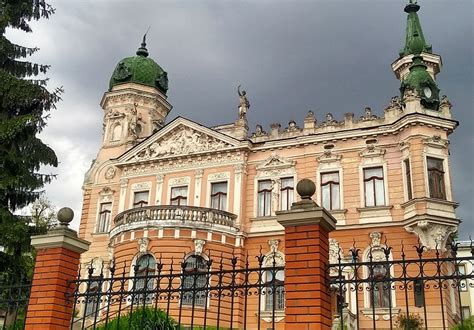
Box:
238;85;250;119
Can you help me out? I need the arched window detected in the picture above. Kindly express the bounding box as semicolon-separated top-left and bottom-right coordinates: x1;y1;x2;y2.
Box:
134;254;156;303
182;255;208;307
264;253;285;311
85;281;100;317
370;264;390;308
111;123;122;141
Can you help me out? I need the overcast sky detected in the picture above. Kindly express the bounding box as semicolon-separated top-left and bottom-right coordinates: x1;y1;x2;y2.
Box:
8;0;473;239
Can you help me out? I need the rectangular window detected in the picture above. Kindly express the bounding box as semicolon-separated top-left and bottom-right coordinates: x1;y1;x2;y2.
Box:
210;182;227;211
280;177;294;211
133;191;149;208
321;172;340;210
364;167;385;207
404;159;413;200
96;202;112;233
265;269;285;311
170;186;188;206
427;157;446;200
85;280;100;317
257;180;272;217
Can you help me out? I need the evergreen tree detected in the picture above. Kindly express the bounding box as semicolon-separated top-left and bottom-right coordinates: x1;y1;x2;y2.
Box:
0;0;62;281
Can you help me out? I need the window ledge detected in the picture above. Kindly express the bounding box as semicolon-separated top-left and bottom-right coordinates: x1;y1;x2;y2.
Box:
250;216;277;221
361;307;400;320
257;310;285;323
329;209;348;215
91;232;109;236
401;197;458;209
357;205;393;212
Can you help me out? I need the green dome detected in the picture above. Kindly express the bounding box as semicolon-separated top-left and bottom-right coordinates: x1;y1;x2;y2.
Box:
109;38;168;95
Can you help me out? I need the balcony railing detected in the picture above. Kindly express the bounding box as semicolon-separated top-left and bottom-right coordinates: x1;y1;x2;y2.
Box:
114;205;237;228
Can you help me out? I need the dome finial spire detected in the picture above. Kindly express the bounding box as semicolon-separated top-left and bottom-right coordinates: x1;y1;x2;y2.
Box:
136;27;150;57
399;0;432;57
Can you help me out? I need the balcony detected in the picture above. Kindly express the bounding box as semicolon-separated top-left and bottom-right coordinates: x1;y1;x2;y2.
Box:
111;205;238;238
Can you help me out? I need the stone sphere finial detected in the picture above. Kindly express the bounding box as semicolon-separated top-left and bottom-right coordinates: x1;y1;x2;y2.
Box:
296;178;316;200
57;207;74;228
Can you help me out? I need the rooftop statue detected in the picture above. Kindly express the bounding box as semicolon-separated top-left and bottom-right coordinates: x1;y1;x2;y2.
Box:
238;85;250;119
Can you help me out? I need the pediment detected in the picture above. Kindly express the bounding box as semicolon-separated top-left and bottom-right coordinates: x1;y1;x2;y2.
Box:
256;152;296;171
117;117;243;163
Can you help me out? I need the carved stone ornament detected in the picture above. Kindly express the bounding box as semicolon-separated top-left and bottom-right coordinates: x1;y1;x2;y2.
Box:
285;120;300;133
138;237;150;253
168;177;190;186
252;124;267;137
329;238;343;264
268;239;280;253
208;172;230;181
131;126;232;161
384;96;402;111
404;221;457;250
370;232;382;247
318;144;342;163
107;244;114;262
99;187;114;203
439;95;452;110
256;153;296;179
360;107;378;121
359;145;386;159
194;239;206;255
423;135;449;149
156;174;165;183
104;166;116;180
320;113;339;126
91;258;103;276
131;182;151;191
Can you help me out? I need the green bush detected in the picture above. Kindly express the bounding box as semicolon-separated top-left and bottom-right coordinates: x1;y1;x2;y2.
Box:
452;317;474;330
95;307;178;330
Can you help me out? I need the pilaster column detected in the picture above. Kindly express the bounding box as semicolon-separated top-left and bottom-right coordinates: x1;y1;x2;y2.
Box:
276;179;337;330
118;178;128;212
26;208;90;330
194;169;204;207
155;174;164;204
233;164;244;225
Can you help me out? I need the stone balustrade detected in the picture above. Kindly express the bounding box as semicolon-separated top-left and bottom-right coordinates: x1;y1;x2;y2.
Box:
114;205;237;228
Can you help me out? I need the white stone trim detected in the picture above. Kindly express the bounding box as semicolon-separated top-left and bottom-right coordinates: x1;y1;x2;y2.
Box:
128;181;152;209
155;174;164;205
167;177;191;206
31;230;90;254
205;172;230;212
422;149;453;201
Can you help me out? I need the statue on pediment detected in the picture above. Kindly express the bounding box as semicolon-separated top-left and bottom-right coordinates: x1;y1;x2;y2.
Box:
238;85;250;119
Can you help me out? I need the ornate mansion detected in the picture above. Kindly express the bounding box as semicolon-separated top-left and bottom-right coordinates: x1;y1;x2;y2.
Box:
78;1;460;328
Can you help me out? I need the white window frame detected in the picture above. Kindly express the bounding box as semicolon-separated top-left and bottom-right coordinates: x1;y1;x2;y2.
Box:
401;158;414;202
129;182;152;209
316;167;344;210
167;177;191;206
359;162;389;208
206;172;230;212
260;252;285;312
181;252;211;308
95;188;114;234
253;174;297;217
423;154;451;201
362;248;396;309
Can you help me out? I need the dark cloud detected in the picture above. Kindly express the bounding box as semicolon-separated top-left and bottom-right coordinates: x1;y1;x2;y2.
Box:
10;0;473;237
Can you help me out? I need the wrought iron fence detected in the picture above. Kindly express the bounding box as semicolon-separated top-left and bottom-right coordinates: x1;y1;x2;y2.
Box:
67;252;285;330
328;240;474;330
0;279;31;330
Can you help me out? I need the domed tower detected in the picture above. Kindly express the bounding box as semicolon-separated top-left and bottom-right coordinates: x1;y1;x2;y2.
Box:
98;35;172;161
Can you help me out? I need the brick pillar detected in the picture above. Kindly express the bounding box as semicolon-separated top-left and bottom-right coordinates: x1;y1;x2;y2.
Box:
276;179;336;330
25;207;90;330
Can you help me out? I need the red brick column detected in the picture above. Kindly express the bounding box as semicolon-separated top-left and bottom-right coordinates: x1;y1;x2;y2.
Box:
25;208;90;330
276;179;337;330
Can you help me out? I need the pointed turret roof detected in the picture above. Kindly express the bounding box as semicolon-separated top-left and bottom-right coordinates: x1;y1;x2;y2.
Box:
399;0;432;57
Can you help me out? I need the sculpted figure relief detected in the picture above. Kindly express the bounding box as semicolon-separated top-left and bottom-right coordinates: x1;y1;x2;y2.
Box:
134;126;230;160
238;85;250;119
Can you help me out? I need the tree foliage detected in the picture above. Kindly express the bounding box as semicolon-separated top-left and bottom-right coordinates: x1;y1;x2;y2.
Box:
0;0;61;281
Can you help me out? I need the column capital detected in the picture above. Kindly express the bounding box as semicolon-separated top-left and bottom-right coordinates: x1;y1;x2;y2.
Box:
276;202;337;233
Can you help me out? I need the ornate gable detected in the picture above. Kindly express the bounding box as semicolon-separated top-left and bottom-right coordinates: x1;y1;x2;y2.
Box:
256;153;296;178
118;118;242;163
